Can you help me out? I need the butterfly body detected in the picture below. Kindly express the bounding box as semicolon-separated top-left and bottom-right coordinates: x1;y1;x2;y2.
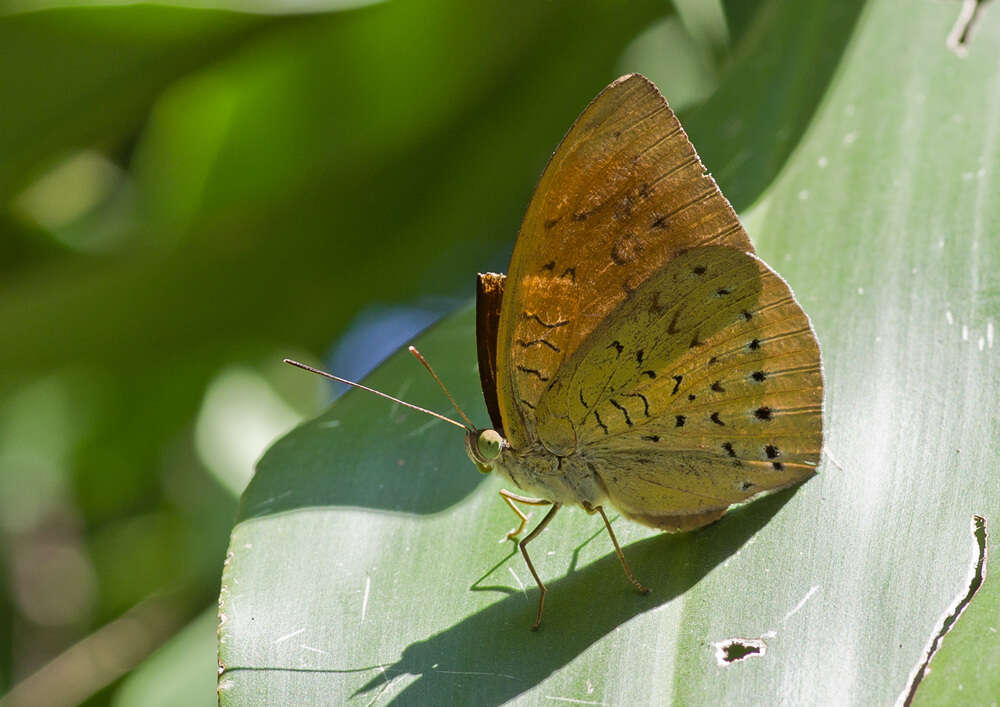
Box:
462;74;822;627
487;442;607;509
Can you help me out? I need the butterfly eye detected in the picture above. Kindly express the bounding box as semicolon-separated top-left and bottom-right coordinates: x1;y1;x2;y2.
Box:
477;429;503;460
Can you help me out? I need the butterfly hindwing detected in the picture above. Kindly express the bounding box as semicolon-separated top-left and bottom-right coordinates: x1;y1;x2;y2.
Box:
496;74;753;449
532;246;760;452
534;246;822;527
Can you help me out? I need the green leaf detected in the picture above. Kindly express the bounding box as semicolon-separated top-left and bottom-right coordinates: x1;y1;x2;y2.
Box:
219;308;809;703
218;0;1000;702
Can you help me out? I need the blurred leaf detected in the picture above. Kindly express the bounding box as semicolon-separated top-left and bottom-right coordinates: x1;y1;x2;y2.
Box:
111;607;218;707
0;6;281;202
219;0;1000;703
672;0;730;61
718;0;769;48
194;365;306;495
2;590;201;707
620;16;719;113
4;0;384;15
0;0;670;374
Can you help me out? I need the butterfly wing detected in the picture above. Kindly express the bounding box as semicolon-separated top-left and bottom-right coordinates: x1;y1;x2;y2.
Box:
535;245;823;528
476;272;506;435
495;74;753;450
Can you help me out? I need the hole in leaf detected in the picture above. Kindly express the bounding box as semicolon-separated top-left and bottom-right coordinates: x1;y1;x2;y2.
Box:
713;637;767;666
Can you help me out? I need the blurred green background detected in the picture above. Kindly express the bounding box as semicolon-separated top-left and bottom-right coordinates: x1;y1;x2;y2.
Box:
1;0;993;705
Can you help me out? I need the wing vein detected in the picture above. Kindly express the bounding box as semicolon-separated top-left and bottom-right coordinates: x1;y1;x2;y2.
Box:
648;154;701;191
632;124;685;163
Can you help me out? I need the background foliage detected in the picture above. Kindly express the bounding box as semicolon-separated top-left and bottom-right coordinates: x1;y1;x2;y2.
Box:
1;0;997;705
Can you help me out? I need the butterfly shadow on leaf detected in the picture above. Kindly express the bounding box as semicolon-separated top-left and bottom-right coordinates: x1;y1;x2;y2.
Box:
239;308;490;521
353;485;801;706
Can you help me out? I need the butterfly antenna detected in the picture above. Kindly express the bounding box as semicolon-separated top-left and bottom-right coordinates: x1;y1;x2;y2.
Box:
283;359;468;431
407;346;477;430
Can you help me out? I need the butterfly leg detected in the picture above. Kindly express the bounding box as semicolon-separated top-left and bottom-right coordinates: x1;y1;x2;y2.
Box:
517;502;561;630
498;488;552;540
597;506;651;595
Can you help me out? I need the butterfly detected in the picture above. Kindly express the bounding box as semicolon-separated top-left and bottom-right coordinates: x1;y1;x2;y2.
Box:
464;74;823;629
287;73;823;631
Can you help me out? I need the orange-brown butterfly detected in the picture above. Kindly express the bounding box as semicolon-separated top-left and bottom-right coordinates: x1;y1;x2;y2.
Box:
289;73;823;630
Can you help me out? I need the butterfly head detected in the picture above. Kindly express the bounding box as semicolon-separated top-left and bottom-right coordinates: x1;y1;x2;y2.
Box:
465;428;506;473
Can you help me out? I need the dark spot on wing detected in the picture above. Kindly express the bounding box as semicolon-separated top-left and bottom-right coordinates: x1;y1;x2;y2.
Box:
711;381;725;392
722;442;736;458
754;406;773;421
560;267;576;281
642;370;657;379
611;232;641;265
716;288;731;296
742;309;753;321
748;338;761;350
672;375;682;395
741;481;754;492
541;260;555;271
689;332;702;348
636;349;644;364
594;410;609;434
519;398;536;410
751;371;767;382
642;435;660;442
579;389;589;409
765;444;780;459
609;340;624;356
710;412;725;426
688;393;696;401
675;415;686;428
772;461;784;471
651;215;669;229
708;356;718;365
616;195;634;219
693;265;707;275
544;217;560;229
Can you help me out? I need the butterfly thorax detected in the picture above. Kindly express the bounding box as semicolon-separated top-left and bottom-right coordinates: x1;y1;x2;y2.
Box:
466;428;607;508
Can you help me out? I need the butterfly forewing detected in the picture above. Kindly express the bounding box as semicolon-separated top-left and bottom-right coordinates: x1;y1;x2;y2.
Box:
496;74;753;449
